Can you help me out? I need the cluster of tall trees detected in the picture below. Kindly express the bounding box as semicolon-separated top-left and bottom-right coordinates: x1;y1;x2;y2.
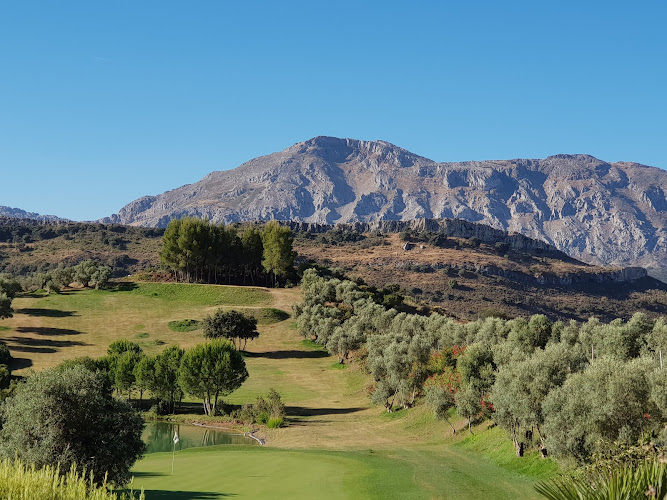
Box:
73;337;249;417
294;269;667;466
160;218;295;286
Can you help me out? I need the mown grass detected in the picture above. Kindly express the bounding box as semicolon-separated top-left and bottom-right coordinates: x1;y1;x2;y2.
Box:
167;319;200;332
114;283;271;306
247;308;290;325
455;425;558;479
300;338;327;351
133;445;543;499
1;283;275;373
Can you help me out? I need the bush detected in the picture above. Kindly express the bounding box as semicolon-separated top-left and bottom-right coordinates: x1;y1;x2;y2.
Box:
234;389;286;426
167;319;200;332
267;417;284;429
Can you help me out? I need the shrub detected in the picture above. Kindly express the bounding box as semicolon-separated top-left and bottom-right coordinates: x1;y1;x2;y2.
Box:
267;417;284;429
167;319;200;332
235;389;286;426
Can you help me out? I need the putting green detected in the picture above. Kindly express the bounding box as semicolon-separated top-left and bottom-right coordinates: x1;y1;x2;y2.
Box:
132;446;543;499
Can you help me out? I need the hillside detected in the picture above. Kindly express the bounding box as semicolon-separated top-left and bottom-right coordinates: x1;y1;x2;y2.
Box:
1;217;666;321
0;217;163;276
103;136;667;281
293;223;667;322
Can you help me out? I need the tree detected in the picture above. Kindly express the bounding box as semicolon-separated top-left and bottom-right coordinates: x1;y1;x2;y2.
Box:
0;293;12;320
134;355;155;407
203;309;259;350
90;265;112;289
107;339;143;357
178;339;248;416
114;351;142;400
0;275;21;299
241;226;264;284
0;365;145;485
153;345;184;414
73;261;98;288
491;343;586;457
424;384;456;434
542;357;657;465
261;221;295;285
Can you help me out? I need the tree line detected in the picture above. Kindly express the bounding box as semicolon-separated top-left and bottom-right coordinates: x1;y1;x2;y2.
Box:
294;269;667;468
160;218;295;286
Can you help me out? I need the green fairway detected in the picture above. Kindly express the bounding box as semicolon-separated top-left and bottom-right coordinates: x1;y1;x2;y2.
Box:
133;445;544;500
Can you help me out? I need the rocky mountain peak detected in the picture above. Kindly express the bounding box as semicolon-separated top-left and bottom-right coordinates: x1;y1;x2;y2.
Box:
102;137;667;281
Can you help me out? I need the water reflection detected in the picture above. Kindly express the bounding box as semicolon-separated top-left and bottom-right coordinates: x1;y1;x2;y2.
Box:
142;422;257;453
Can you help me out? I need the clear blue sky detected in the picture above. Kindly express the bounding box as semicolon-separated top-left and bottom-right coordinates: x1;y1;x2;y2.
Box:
1;1;665;221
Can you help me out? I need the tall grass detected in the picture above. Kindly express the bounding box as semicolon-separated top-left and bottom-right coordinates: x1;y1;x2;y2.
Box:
0;459;144;500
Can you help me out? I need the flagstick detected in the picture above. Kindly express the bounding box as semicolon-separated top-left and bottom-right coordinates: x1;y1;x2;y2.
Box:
171;428;179;476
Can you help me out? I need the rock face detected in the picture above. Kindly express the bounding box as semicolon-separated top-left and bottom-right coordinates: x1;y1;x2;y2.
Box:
104;136;667;280
0;206;67;223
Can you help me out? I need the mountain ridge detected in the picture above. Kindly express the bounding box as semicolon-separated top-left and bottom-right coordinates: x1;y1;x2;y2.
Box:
0;205;68;223
102;136;667;280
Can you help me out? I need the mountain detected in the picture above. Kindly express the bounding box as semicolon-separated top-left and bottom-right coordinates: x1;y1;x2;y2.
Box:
0;206;67;223
104;136;667;280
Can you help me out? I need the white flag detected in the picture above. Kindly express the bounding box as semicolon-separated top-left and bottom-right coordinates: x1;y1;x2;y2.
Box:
173;430;179;445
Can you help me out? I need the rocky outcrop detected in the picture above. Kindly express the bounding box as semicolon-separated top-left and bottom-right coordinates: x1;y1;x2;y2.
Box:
285;218;567;258
103;136;667;280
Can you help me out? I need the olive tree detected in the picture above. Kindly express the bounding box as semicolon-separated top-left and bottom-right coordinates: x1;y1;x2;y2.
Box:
542;357;657;465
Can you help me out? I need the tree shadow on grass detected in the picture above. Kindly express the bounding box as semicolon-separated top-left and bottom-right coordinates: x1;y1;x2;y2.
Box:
4;336;90;353
15;326;82;336
244;350;329;360
286;406;366;418
109;282;139;292
7;357;32;370
140;491;234;499
15;308;78;317
132;472;168;478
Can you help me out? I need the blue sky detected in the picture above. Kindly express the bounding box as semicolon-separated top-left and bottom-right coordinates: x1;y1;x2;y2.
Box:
1;1;665;221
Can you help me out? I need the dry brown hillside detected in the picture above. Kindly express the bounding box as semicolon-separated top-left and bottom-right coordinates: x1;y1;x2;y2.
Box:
295;232;667;322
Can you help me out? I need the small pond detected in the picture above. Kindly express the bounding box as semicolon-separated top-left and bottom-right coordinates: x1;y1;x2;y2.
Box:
142;422;258;454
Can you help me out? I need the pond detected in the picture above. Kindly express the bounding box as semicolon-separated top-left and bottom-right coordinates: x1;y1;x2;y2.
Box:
142;422;258;454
